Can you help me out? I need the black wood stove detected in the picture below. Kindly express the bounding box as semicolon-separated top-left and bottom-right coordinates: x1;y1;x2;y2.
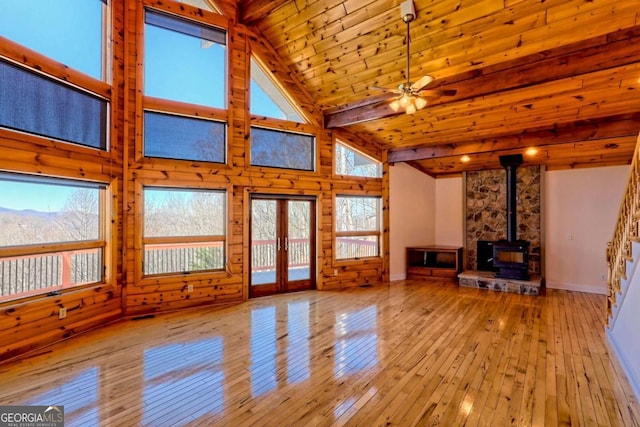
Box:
492;154;530;280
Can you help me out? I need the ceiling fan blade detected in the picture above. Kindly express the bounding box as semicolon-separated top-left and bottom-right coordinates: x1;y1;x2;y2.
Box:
368;85;396;94
410;75;435;91
415;89;457;97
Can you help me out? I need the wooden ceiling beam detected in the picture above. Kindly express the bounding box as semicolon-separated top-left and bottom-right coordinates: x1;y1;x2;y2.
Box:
324;25;640;128
414;137;636;176
388;114;640;163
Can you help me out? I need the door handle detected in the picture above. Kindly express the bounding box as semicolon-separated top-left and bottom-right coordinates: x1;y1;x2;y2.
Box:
277;237;281;251
285;237;288;251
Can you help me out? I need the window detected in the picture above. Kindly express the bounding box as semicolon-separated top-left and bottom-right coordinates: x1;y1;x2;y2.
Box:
250;127;315;171
0;0;108;151
144;10;226;108
335;196;381;260
0;60;108;150
0;174;106;301
250;57;305;123
335;142;382;178
143;111;225;163
143;187;226;275
0;0;106;80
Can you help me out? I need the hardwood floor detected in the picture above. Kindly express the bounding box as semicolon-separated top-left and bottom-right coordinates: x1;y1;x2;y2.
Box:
0;281;638;426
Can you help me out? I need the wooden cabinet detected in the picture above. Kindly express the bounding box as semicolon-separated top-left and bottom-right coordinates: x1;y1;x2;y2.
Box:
406;246;463;280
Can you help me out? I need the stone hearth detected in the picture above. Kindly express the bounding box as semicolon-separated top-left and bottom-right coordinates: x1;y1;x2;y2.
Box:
458;270;541;296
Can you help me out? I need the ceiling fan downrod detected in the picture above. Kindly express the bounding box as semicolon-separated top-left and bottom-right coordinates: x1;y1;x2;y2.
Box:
402;0;415;92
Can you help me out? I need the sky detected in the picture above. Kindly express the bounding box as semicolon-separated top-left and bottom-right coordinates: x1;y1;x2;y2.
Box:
0;180;77;212
0;0;286;212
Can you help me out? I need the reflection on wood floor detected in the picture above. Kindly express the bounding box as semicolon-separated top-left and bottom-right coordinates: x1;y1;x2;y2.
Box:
0;281;639;426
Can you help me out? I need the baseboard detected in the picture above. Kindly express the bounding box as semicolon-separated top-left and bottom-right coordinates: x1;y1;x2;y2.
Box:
607;329;640;403
390;273;407;281
546;280;606;295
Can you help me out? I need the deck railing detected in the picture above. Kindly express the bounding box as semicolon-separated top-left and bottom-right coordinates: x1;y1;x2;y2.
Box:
2;238;378;299
0;249;102;300
607;133;640;322
251;239;311;271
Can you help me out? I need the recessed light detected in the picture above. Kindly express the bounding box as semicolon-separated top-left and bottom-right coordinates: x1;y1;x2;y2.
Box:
460;155;471;163
525;147;538;156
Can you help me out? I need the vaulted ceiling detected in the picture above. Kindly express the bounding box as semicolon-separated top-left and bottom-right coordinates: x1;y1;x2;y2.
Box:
240;0;640;176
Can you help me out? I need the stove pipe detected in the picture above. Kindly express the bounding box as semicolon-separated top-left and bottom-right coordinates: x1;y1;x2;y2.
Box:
499;154;523;242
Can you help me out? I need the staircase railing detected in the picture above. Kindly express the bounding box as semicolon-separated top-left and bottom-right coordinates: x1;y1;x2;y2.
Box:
607;133;640;323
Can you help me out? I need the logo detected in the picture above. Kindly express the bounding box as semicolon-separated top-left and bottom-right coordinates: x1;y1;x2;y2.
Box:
0;405;64;427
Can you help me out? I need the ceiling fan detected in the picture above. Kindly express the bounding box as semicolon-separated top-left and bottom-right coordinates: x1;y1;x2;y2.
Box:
370;1;457;114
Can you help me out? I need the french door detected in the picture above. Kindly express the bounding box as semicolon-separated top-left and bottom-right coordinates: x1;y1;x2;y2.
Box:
250;195;316;297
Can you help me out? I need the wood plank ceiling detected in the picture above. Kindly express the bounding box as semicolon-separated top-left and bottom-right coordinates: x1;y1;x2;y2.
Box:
239;0;640;176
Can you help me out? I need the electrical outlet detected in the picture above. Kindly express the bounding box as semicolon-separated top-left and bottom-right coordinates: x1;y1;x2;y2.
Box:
58;307;67;319
187;284;194;293
334;269;338;276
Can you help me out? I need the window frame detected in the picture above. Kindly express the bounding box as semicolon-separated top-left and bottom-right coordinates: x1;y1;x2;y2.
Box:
249;55;308;124
334;140;382;179
138;182;230;281
142;109;227;164
249;125;317;172
334;194;383;262
0;173;109;303
138;2;231;165
0;58;110;151
0;1;111;154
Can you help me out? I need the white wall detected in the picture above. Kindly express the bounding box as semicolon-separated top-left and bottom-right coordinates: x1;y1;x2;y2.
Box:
435;176;464;246
389;163;435;280
545;165;629;294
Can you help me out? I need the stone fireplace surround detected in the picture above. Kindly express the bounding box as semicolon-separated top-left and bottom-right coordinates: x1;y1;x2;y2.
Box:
461;166;543;294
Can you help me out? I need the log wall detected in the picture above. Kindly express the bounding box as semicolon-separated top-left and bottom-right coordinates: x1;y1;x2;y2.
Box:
0;0;388;361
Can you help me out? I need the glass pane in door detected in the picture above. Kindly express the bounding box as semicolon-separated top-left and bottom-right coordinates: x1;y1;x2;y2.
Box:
251;199;277;285
287;200;310;281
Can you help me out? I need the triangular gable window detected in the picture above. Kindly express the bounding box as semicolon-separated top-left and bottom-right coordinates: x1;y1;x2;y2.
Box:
251;57;306;123
335;141;382;178
176;0;221;13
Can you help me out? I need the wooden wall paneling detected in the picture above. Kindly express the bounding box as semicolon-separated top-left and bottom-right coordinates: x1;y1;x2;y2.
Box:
0;0;393;361
206;0;237;21
0;0;126;362
125;290;241;314
0;288;121;361
0;288;116;335
381;149;390;283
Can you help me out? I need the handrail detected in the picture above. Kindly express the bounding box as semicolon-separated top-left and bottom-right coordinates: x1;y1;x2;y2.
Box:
607;132;640;323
